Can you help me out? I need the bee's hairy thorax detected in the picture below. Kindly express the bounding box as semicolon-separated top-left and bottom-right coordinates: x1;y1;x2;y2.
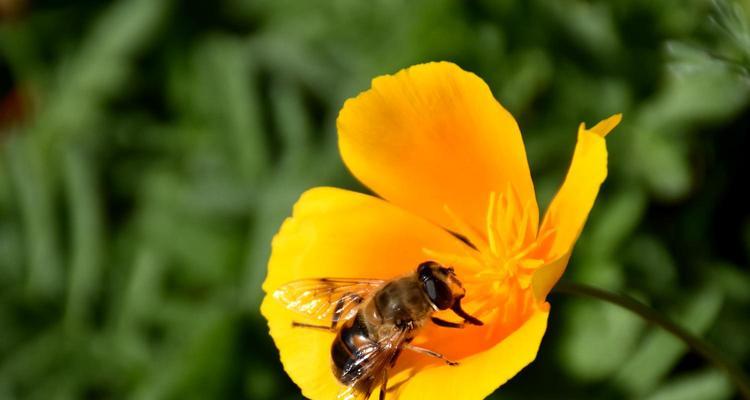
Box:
370;278;433;333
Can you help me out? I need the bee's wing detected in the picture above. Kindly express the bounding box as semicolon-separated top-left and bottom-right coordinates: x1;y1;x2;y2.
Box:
337;327;410;399
272;278;386;323
337;386;367;400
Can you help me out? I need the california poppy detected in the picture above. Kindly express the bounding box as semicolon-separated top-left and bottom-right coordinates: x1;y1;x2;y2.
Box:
261;62;621;399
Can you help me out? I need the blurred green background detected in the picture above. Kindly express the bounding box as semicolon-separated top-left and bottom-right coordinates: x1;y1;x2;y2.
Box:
1;0;749;399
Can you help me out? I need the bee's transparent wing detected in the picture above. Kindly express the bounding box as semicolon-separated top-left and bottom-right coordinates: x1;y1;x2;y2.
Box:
336;327;409;399
273;278;385;324
337;386;366;400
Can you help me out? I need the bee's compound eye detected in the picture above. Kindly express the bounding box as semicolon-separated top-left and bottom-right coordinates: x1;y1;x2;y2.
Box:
418;261;454;309
424;278;453;310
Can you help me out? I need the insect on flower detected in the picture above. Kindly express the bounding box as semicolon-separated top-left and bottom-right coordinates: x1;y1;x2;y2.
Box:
273;261;483;399
261;62;621;399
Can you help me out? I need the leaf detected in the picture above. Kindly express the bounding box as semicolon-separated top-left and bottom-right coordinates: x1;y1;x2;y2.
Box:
614;286;724;396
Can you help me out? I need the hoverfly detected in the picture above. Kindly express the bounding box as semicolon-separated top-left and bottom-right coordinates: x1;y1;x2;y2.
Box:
273;261;483;399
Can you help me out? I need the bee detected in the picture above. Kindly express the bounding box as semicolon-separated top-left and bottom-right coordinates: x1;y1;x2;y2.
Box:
273;261;483;399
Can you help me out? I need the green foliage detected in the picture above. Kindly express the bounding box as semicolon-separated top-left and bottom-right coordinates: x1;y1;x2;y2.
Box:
1;0;749;399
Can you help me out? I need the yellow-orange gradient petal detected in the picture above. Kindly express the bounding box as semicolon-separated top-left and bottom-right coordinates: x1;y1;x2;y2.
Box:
338;62;538;239
260;187;471;399
532;114;622;299
380;307;549;399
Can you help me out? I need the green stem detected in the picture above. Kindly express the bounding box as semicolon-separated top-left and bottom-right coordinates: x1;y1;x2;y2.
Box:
552;281;750;399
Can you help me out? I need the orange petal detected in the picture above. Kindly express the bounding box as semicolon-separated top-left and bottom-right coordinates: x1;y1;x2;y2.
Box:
260;187;470;399
382;307;549;399
337;62;538;240
531;252;571;301
532;114;622;298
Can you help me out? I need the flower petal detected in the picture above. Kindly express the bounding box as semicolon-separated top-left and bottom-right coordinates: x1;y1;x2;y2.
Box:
337;62;538;239
383;307;549;399
260;187;469;399
532;114;622;298
531;252;571;301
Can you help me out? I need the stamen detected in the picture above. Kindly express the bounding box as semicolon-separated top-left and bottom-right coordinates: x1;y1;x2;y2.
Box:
467;269;506;281
491;193;510;258
527;227;557;259
512;241;540;263
485;192;499;256
516;200;532;249
502;184;518;249
433;187;553;334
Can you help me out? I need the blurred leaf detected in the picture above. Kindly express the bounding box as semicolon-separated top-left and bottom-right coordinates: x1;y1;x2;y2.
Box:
3;135;62;299
614;285;724;396
625;235;678;295
62;144;104;332
559;286;645;381
643;369;732;400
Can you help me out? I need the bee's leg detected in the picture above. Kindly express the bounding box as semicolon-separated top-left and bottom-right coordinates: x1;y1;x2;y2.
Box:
430;317;464;329
379;368;389;400
451;297;483;326
290;321;335;331
403;344;459;366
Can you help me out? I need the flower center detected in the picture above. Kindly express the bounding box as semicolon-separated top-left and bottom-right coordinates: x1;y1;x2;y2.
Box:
423;185;551;336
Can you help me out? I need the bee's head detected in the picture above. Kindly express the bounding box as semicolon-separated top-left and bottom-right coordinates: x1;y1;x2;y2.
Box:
417;261;466;310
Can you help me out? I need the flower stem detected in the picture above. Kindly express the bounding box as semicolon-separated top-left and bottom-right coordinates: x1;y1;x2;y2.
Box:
552;281;750;399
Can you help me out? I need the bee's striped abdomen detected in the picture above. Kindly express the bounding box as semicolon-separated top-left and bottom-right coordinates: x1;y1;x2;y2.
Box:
332;314;375;385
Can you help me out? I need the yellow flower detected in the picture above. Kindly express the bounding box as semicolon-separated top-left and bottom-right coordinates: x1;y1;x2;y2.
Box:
261;62;621;399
